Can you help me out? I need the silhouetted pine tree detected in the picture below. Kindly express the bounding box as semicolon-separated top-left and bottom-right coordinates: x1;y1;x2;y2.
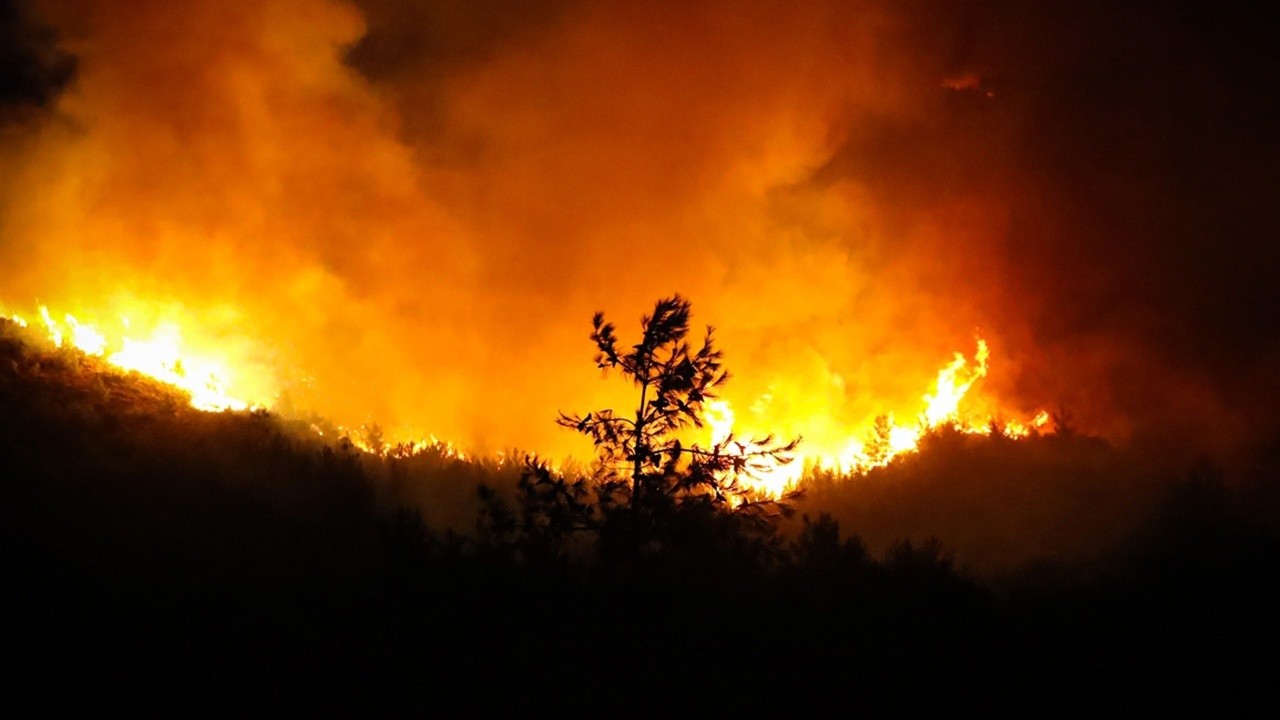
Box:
479;295;799;567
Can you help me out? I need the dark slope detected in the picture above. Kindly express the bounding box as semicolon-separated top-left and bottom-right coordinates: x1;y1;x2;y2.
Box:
4;318;1280;716
0;321;385;712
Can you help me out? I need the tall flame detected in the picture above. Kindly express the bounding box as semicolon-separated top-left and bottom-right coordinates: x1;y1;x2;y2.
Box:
923;339;989;426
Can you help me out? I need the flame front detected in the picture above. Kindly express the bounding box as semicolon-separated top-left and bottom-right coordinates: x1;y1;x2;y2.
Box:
5;304;267;412
5;302;1048;492
707;338;1048;497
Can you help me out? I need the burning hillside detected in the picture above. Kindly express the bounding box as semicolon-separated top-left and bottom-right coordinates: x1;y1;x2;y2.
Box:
705;338;1051;495
3;299;1049;497
2;303;266;411
3;0;1279;467
5;283;1280;718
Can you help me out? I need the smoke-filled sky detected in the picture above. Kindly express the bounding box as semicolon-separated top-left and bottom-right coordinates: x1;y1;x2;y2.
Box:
2;0;1277;459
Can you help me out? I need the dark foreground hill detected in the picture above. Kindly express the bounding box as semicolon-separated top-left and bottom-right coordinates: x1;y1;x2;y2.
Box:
3;319;1279;715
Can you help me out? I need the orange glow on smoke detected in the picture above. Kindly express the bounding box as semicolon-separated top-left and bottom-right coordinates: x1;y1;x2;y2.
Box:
0;0;1087;472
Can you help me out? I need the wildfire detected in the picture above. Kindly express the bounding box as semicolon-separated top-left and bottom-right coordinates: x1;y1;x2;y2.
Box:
4;303;1049;494
4;304;264;412
707;339;1049;496
2;301;487;460
341;424;473;461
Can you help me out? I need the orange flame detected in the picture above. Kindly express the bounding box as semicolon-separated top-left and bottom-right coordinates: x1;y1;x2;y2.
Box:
707;339;1048;496
6;304;266;412
4;302;1048;483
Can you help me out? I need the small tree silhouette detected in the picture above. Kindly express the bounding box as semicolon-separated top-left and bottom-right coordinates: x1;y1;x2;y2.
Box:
563;295;798;502
480;295;799;566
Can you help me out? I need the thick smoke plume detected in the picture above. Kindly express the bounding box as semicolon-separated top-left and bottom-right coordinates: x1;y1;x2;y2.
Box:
2;0;1277;462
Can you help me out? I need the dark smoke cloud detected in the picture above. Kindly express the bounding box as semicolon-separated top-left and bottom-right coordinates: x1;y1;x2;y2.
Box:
948;1;1280;448
763;0;1280;448
346;0;576;147
0;0;75;120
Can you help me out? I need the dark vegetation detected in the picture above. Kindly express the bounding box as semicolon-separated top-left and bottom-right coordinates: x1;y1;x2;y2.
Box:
4;301;1280;715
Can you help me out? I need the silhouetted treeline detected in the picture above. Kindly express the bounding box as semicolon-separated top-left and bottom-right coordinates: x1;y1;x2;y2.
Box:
3;319;1279;715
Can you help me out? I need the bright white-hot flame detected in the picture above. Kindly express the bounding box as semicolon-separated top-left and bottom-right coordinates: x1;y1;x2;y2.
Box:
888;424;923;455
705;398;736;446
66;314;108;356
5;304;258;412
923;339;988;426
39;306;62;347
109;328;248;411
704;398;804;497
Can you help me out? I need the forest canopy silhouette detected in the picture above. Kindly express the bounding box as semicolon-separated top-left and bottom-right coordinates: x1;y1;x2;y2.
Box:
5;298;1280;712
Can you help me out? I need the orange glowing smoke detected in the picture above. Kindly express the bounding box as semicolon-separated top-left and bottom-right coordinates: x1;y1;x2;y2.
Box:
1;0;1077;464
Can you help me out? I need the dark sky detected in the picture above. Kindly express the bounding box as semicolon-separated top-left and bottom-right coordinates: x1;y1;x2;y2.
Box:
2;0;1278;456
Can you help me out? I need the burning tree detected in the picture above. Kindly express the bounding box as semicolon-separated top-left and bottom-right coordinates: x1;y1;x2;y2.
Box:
479;295;799;565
